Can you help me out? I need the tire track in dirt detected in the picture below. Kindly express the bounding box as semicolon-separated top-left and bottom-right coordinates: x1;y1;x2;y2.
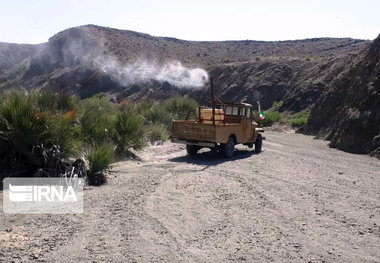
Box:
0;131;379;262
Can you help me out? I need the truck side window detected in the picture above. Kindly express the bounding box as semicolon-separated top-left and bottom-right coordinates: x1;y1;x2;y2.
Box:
240;108;246;116
247;109;252;119
225;106;232;115
232;107;239;116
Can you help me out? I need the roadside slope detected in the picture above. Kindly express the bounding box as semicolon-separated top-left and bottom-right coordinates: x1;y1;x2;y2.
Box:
304;34;380;156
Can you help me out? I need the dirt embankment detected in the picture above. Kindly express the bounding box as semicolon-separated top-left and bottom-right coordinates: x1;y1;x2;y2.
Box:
0;132;379;262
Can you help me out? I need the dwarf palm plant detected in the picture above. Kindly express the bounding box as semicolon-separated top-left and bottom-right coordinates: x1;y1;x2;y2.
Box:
163;96;198;120
82;143;115;185
0;91;48;172
144;104;172;128
80;97;116;144
47;112;81;158
148;124;169;144
112;109;145;155
31;89;78;113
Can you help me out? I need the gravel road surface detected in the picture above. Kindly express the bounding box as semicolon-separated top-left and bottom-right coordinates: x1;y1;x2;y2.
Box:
1;132;379;262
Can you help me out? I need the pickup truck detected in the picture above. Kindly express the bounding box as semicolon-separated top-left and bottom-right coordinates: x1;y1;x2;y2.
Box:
172;101;264;157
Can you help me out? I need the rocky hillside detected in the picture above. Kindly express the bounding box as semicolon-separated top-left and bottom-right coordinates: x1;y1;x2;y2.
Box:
0;25;368;106
0;24;378;156
304;34;380;157
193;54;356;111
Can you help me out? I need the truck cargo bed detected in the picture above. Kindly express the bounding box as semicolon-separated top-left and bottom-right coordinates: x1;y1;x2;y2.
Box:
172;120;242;144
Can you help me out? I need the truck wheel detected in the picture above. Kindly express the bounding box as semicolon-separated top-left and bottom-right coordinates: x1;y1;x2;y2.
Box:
255;134;262;153
221;137;235;158
186;145;199;156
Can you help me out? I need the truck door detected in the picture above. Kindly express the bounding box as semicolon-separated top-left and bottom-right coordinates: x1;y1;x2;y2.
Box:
240;107;247;141
245;108;254;142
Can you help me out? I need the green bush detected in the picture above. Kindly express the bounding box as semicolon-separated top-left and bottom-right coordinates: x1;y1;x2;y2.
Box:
134;97;198;132
262;111;282;126
31;90;57;112
0;91;84;176
148;124;169;143
133;100;172;128
163;97;198;120
56;93;77;111
290;111;309;127
290;117;307;127
271;100;283;110
0;91;48;171
47;113;81;158
145;104;172;128
91;92;105;99
85;144;115;185
134;100;154;115
80;97;115;144
0;91;198;182
291;111;308;119
112;109;145;155
31;90;77;113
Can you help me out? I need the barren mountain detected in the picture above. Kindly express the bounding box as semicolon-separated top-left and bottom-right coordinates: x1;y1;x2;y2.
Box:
0;24;369;106
0;24;378;156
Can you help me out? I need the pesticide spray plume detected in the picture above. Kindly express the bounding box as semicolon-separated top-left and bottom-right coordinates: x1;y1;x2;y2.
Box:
51;28;209;90
94;57;209;89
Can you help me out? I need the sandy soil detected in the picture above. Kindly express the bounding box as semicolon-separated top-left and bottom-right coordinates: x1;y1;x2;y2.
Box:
0;132;379;262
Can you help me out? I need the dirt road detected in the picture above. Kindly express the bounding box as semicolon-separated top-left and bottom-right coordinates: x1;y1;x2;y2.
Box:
1;132;379;262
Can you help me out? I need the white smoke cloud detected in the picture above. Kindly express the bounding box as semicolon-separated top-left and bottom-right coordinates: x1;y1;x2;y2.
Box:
55;28;208;89
94;57;208;89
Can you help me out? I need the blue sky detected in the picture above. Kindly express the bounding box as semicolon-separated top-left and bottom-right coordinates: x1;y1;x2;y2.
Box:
0;0;379;44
